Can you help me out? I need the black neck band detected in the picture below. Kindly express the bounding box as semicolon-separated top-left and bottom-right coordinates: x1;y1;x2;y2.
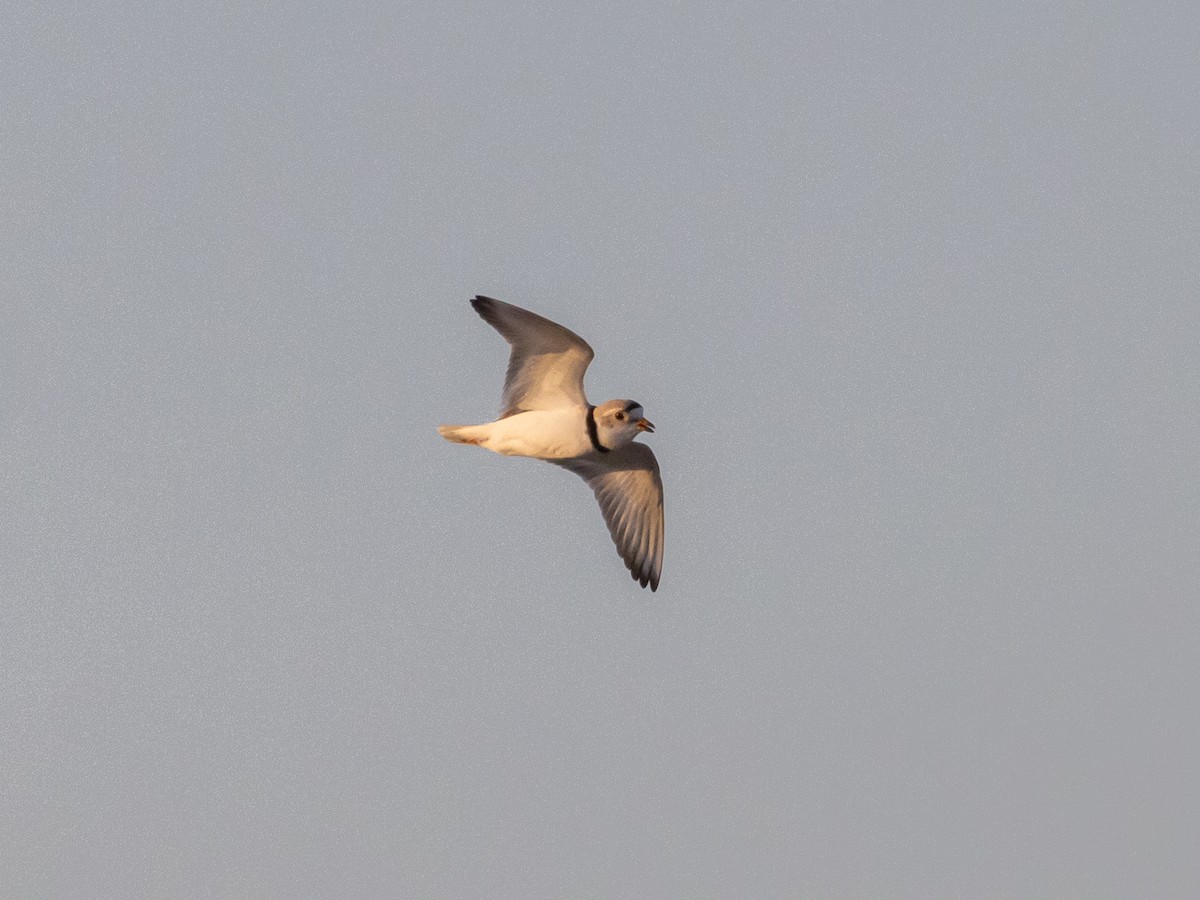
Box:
586;405;609;453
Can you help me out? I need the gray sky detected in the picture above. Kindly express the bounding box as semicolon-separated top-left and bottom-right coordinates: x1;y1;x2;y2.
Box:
4;3;1199;898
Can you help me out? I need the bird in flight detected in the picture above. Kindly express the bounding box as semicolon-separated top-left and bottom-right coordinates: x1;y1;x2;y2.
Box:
439;296;664;591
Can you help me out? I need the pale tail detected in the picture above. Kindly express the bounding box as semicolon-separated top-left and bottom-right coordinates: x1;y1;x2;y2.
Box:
437;424;488;445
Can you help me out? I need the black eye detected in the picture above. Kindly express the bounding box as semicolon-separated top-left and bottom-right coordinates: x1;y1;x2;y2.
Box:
615;412;626;421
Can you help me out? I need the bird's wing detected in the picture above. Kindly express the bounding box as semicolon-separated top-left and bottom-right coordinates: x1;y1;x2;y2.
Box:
471;296;595;418
551;442;664;591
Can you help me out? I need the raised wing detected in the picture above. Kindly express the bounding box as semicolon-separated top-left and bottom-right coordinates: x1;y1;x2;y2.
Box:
552;442;664;591
471;296;595;418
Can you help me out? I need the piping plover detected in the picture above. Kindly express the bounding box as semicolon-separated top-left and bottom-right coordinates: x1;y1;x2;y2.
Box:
439;296;664;591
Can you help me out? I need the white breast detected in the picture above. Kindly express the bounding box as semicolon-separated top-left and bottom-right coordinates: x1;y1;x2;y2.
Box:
482;408;592;459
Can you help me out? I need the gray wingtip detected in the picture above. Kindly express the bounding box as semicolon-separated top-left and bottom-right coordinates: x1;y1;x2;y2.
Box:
471;295;503;325
631;562;660;591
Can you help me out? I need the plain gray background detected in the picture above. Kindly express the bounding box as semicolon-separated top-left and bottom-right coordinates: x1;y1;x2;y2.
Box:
4;3;1198;898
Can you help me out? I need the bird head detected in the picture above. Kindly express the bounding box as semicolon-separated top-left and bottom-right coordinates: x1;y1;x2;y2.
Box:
594;399;655;449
